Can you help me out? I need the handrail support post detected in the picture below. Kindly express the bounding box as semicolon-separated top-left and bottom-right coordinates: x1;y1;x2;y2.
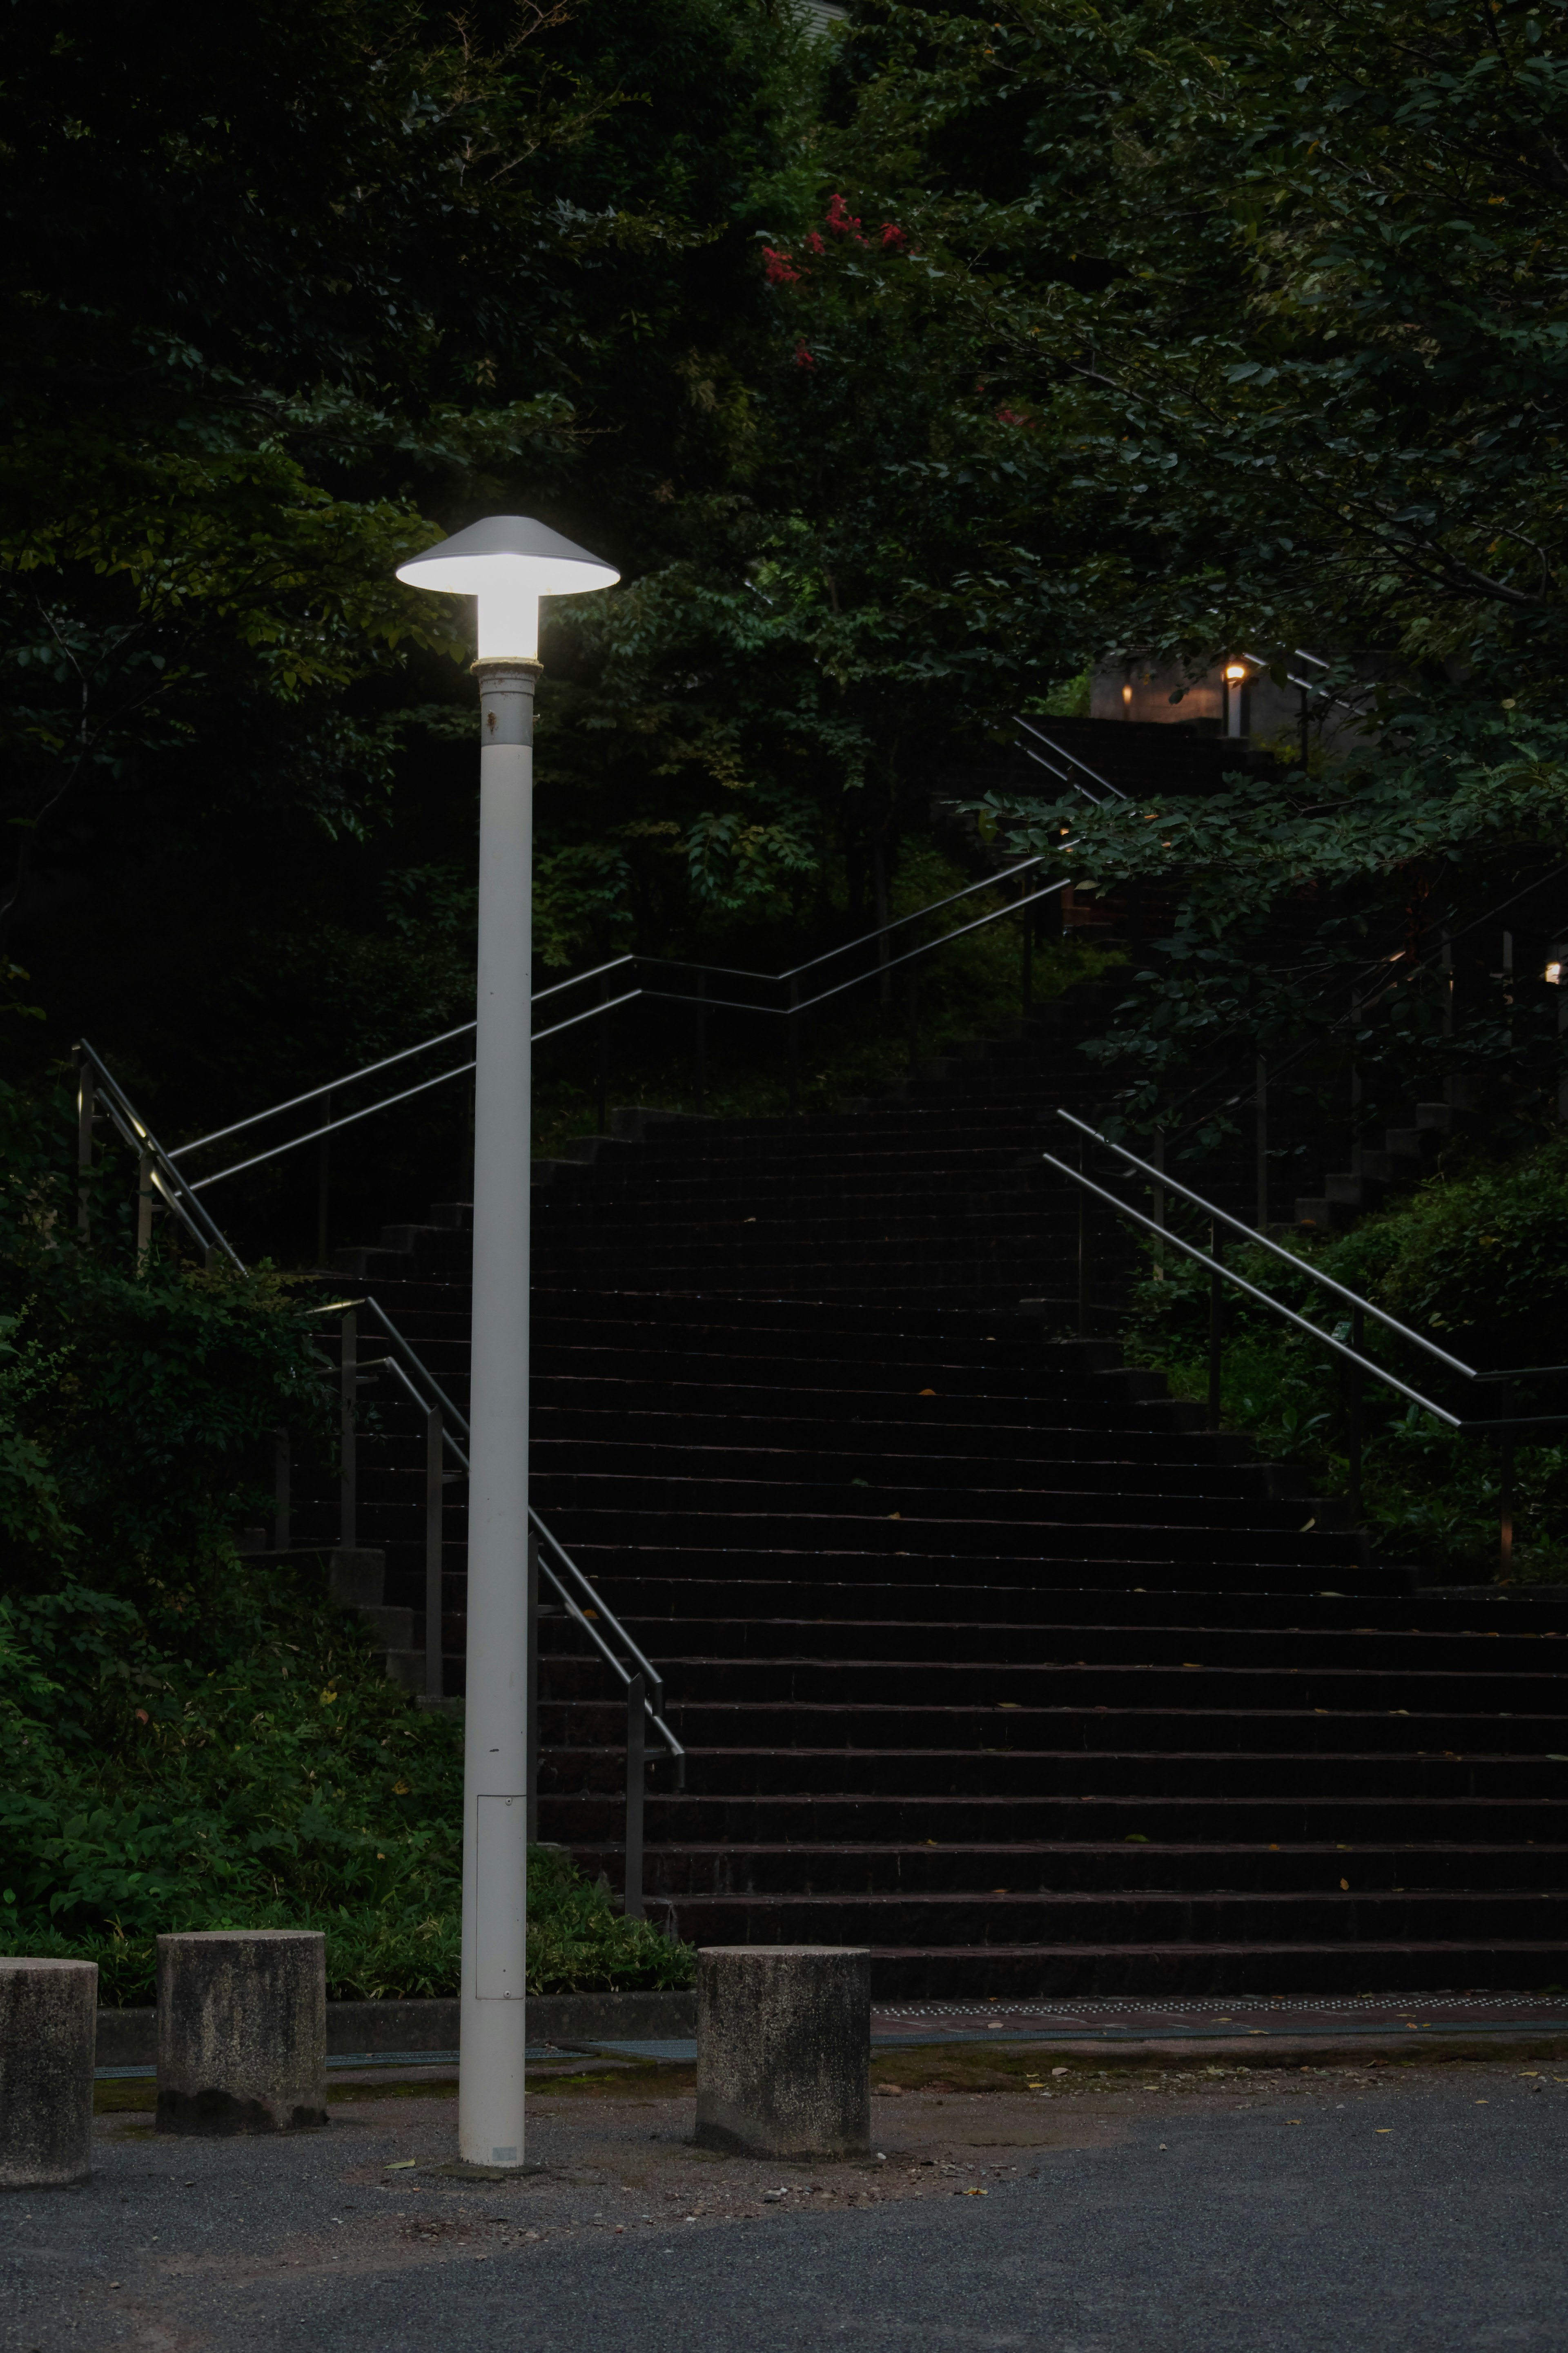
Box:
624;1670;646;1919
1151;1126;1165;1280
597;976;610;1135
1077;1135;1091;1338
526;1535;539;1842
1500;1382;1515;1581
76;1054;94;1238
425;1405;444;1700
339;1311;357;1550
787;976;801;1116
316;1091;331;1268
1348;1305;1364;1522
694;972;706;1117
1207;1222;1224;1432
136;1149;156;1265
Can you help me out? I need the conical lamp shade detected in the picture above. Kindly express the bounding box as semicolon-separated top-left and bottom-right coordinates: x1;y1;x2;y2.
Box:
396;515;619;657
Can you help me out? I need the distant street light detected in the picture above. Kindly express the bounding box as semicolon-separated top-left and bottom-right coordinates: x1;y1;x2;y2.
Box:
395;515;618;2170
1223;658;1250;739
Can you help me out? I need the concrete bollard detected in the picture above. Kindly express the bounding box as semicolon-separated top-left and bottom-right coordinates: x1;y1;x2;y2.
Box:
695;1945;870;2160
156;1931;327;2134
0;1957;98;2188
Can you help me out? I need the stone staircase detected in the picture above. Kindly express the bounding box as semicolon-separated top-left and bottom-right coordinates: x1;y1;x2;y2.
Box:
296;981;1568;1997
1294;1081;1480;1231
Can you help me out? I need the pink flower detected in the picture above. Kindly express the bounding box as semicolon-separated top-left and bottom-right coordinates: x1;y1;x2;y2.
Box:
763;245;803;285
793;338;817;370
996;405;1028;426
880;222;908;250
805;230;825;254
825;192;864;240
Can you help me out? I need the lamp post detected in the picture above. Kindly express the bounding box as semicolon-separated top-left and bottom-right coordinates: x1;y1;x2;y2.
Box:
395;515;618;2169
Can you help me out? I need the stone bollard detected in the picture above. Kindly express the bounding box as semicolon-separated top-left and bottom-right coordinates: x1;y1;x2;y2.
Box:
695;1945;869;2160
156;1931;327;2134
0;1957;98;2188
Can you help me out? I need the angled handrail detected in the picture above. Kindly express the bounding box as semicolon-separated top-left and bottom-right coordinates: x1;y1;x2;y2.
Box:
76;1040;248;1272
1239;648;1362;714
1014;717;1129;803
168;956;640;1162
1049;1111;1568;1438
183;983;644;1193
1161;858;1568;1153
636;879;1074;1022
365;1296;683;1770
1055;1112;1477;1384
163;861;1072;1192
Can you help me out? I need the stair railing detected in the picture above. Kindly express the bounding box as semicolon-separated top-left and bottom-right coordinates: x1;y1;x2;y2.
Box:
137;856;1072;1220
1013;718;1129;806
73;1042;246;1270
1047;1108;1568;1577
341;1293;683;1919
1158;859;1568;1196
73;1065;682;1914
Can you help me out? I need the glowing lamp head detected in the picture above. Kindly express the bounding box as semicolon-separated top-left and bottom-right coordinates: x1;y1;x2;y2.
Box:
1223;661;1248;683
395;514;619;659
1547;953;1566;987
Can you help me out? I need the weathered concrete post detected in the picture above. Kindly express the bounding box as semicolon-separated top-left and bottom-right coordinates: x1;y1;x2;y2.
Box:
156;1931;327;2134
0;1957;97;2187
695;1946;869;2160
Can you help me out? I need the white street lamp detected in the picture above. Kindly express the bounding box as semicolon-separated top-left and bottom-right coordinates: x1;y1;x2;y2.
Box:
395;515;618;2169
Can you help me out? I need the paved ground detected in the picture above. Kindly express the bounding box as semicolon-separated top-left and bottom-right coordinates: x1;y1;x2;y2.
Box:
8;2045;1568;2351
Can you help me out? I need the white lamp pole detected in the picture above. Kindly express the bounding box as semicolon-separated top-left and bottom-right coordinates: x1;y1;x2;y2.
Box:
395;515;618;2168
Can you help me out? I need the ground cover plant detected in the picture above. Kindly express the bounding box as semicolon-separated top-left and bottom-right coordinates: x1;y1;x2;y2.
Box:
1120;1135;1568;1583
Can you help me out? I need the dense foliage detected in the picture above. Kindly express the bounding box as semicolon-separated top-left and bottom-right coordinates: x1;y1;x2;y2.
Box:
0;1571;691;2004
0;1076;689;1994
740;0;1568;1106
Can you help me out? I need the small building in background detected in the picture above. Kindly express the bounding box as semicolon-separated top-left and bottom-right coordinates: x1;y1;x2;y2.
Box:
1091;651;1362;758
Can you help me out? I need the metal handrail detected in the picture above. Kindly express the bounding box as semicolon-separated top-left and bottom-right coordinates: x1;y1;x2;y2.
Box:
636;880;1074;1021
364;1295;683;1770
168;957;640;1162
164;863;1072;1192
1045;1145;1465;1426
187;984;651;1193
1162;858;1568;1153
1015;718;1129;803
75;1040;247;1272
650;853;1053;985
1239;649;1362;713
1056;1112;1478;1384
1048;1111;1568;1439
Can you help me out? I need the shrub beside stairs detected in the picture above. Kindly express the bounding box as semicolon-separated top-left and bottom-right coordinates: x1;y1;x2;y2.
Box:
303;984;1568;1998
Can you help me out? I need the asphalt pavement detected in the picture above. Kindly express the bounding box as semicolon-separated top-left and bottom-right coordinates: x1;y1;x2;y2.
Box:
6;2056;1564;2351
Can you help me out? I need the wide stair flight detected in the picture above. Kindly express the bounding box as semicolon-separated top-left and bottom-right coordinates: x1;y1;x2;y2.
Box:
312;981;1568;1997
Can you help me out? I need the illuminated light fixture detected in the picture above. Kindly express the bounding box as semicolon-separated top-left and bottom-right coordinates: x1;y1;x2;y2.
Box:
1223;661;1248;682
396;514;619;659
1547;957;1565;987
1121;683;1134;705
